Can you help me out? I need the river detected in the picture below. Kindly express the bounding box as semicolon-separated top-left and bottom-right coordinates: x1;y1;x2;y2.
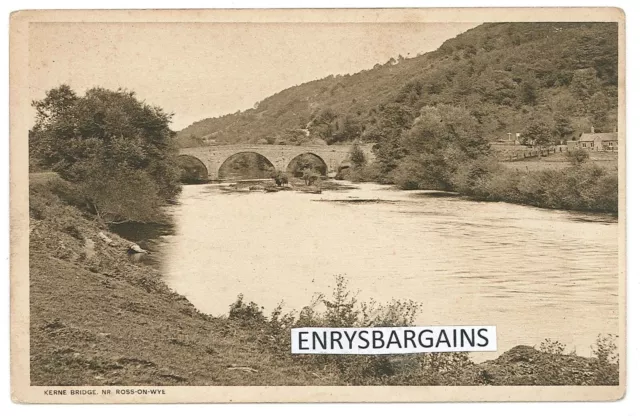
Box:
131;181;619;360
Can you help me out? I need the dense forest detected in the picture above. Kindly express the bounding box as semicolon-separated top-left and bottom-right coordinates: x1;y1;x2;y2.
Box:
176;22;618;148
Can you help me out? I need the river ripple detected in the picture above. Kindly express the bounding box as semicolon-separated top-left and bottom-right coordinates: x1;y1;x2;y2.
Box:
151;181;618;360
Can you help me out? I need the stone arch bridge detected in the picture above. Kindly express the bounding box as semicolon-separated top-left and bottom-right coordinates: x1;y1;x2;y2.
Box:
178;143;375;180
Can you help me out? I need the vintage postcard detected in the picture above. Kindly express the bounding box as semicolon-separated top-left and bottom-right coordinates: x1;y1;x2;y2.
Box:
10;8;626;403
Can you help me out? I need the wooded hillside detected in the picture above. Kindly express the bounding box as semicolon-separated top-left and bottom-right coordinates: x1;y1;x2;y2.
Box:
176;22;618;148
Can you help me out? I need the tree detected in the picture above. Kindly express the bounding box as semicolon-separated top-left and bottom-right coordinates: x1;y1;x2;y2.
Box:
309;108;338;141
396;80;424;106
78;166;166;224
394;105;490;190
32;84;78;129
570;68;598;102
277;129;307;145
349;143;367;168
522;119;553;151
553;115;574;143
402;105;488;158
518;75;539;106
331;115;361;144
588;91;610;129
363;103;414;175
30;85;181;223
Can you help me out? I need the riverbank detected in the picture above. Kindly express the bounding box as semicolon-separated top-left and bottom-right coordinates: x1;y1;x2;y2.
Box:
29;176;338;386
343;157;618;214
29;176;619;386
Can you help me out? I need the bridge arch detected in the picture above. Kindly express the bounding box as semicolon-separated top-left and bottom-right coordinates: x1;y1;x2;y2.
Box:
177;154;209;183
286;152;328;177
218;151;276;180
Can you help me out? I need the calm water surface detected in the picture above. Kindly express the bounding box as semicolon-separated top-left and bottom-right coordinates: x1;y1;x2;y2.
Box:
147;181;618;360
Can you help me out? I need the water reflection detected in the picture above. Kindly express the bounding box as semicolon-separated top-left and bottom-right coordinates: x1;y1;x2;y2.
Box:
109;222;175;267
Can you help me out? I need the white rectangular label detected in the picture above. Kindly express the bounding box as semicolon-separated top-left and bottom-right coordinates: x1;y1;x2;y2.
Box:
291;326;496;354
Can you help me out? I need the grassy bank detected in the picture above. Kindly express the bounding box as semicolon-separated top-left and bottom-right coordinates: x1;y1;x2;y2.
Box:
29;176;619;386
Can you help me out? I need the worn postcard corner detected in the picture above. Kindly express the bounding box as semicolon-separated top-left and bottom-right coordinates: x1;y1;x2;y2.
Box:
10;7;625;403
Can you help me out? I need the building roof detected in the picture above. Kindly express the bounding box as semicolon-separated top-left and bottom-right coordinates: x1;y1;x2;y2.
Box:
578;132;618;142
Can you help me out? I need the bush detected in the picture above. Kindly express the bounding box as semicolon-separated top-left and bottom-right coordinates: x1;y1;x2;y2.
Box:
78;166;167;224
227;277;620;386
272;170;289;186
591;334;619;365
565;148;590;165
591;334;619;385
464;162;617;213
290;276;424;384
302;168;320;186
228;294;266;325
415;352;477;385
393;154;453;191
229;276;482;385
537;338;567;355
342;161;391;183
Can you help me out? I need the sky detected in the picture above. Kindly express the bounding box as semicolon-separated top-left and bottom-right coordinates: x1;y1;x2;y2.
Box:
29;22;478;130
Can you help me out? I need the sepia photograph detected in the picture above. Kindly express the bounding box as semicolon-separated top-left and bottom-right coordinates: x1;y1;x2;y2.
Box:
9;8;625;403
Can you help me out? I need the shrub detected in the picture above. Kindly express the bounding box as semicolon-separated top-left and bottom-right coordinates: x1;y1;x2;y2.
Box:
565;148;590;165
591;334;619;365
349;143;367;168
537;338;567;355
343;161;390;183
295;275;422;329
451;156;501;194
292;276;423;384
230;276;483;385
302;168;320;186
417;352;476;385
78;166;167;224
228;278;620;386
228;294;266;326
591;334;619;385
463;162;617;213
272;170;289;186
